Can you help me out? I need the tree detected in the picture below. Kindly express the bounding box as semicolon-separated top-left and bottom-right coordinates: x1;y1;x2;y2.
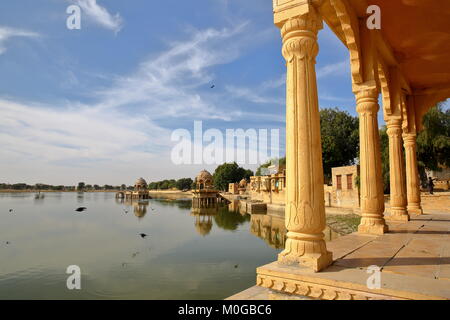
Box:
320;108;359;182
176;178;194;190
213;162;254;191
379;126;390;194
77;182;85;191
417;104;450;174
255;157;286;176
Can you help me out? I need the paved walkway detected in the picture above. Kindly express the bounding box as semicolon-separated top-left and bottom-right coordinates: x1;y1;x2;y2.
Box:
228;211;450;300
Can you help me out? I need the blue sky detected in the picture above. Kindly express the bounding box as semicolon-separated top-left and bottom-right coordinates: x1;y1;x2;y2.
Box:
0;0;363;185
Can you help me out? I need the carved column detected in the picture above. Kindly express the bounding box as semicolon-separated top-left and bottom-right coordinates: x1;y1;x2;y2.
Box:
403;133;423;215
356;88;388;235
386;119;409;221
277;9;332;272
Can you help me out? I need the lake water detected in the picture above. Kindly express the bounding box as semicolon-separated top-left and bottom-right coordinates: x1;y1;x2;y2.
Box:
0;192;338;300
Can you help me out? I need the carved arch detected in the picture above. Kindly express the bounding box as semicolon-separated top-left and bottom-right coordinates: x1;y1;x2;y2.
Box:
329;0;362;84
377;61;392;116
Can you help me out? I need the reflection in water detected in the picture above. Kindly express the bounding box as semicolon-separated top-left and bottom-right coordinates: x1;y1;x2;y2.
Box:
214;205;250;231
0;192;343;300
190;203;251;236
33;193;45;205
250;213;286;249
116;198;149;219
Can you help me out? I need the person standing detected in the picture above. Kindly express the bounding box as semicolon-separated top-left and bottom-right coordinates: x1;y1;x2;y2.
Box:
428;177;435;195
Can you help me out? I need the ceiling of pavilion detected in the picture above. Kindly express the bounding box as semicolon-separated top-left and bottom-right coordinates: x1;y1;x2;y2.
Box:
354;0;450;90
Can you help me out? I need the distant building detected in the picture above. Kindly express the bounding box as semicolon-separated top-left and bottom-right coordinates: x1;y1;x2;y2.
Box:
328;165;360;209
245;165;360;209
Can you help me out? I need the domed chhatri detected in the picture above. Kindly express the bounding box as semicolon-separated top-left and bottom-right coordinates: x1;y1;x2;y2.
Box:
116;177;151;200
196;170;213;190
134;177;148;191
192;169;220;209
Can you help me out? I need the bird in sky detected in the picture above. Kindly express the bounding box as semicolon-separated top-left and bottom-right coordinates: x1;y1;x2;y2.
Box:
75;207;87;212
139;233;148;239
9;209;13;213
210;84;215;89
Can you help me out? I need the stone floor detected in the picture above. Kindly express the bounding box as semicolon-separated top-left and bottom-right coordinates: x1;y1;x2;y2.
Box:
228;210;450;300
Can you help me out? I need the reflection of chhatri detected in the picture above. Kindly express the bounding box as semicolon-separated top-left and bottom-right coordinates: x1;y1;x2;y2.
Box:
192;170;220;208
194;215;213;236
116;197;149;219
116;177;152;200
133;201;148;219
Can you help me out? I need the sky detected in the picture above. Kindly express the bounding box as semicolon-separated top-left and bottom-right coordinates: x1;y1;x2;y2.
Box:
0;0;366;186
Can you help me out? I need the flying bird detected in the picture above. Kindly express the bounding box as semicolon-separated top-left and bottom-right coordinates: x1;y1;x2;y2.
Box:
210;85;215;89
123;209;129;214
139;233;148;239
75;207;87;212
234;264;239;269
9;209;13;213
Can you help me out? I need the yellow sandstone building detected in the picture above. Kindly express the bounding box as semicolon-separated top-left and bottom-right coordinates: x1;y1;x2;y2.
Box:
229;0;450;300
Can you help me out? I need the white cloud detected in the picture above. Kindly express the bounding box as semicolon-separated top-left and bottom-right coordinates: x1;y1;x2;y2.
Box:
0;23;281;184
0;26;40;55
317;60;349;78
225;85;283;105
94;23;270;121
75;0;123;33
0;98;170;166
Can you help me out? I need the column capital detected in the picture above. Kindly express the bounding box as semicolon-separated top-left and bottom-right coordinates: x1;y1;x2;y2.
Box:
355;88;379;114
273;0;323;29
354;87;378;101
280;12;323;37
386;118;402;127
386;118;403;136
402;133;417;146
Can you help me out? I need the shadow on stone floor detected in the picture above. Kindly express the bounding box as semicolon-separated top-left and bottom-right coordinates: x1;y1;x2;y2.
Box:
333;257;450;268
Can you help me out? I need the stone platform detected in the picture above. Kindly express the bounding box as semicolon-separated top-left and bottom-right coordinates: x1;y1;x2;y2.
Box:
228;212;450;300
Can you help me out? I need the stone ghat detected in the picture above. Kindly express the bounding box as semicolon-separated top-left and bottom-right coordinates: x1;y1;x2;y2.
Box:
228;212;450;300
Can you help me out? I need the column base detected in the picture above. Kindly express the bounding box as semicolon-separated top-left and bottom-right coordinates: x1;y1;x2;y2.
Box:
388;208;410;222
407;205;423;215
358;217;388;235
278;249;333;273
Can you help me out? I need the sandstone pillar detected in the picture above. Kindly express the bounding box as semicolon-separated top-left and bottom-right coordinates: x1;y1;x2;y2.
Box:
276;9;332;272
403;133;423;215
356;88;388;235
386;119;409;221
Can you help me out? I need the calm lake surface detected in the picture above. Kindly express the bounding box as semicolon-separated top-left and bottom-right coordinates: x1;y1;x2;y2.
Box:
0;192;338;300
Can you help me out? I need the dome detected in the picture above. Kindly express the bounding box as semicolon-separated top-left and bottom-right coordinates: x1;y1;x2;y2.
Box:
196;169;213;182
195;220;213;236
135;177;147;186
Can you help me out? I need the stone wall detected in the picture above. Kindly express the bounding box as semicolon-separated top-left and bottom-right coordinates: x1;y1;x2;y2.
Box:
330;165;360;209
